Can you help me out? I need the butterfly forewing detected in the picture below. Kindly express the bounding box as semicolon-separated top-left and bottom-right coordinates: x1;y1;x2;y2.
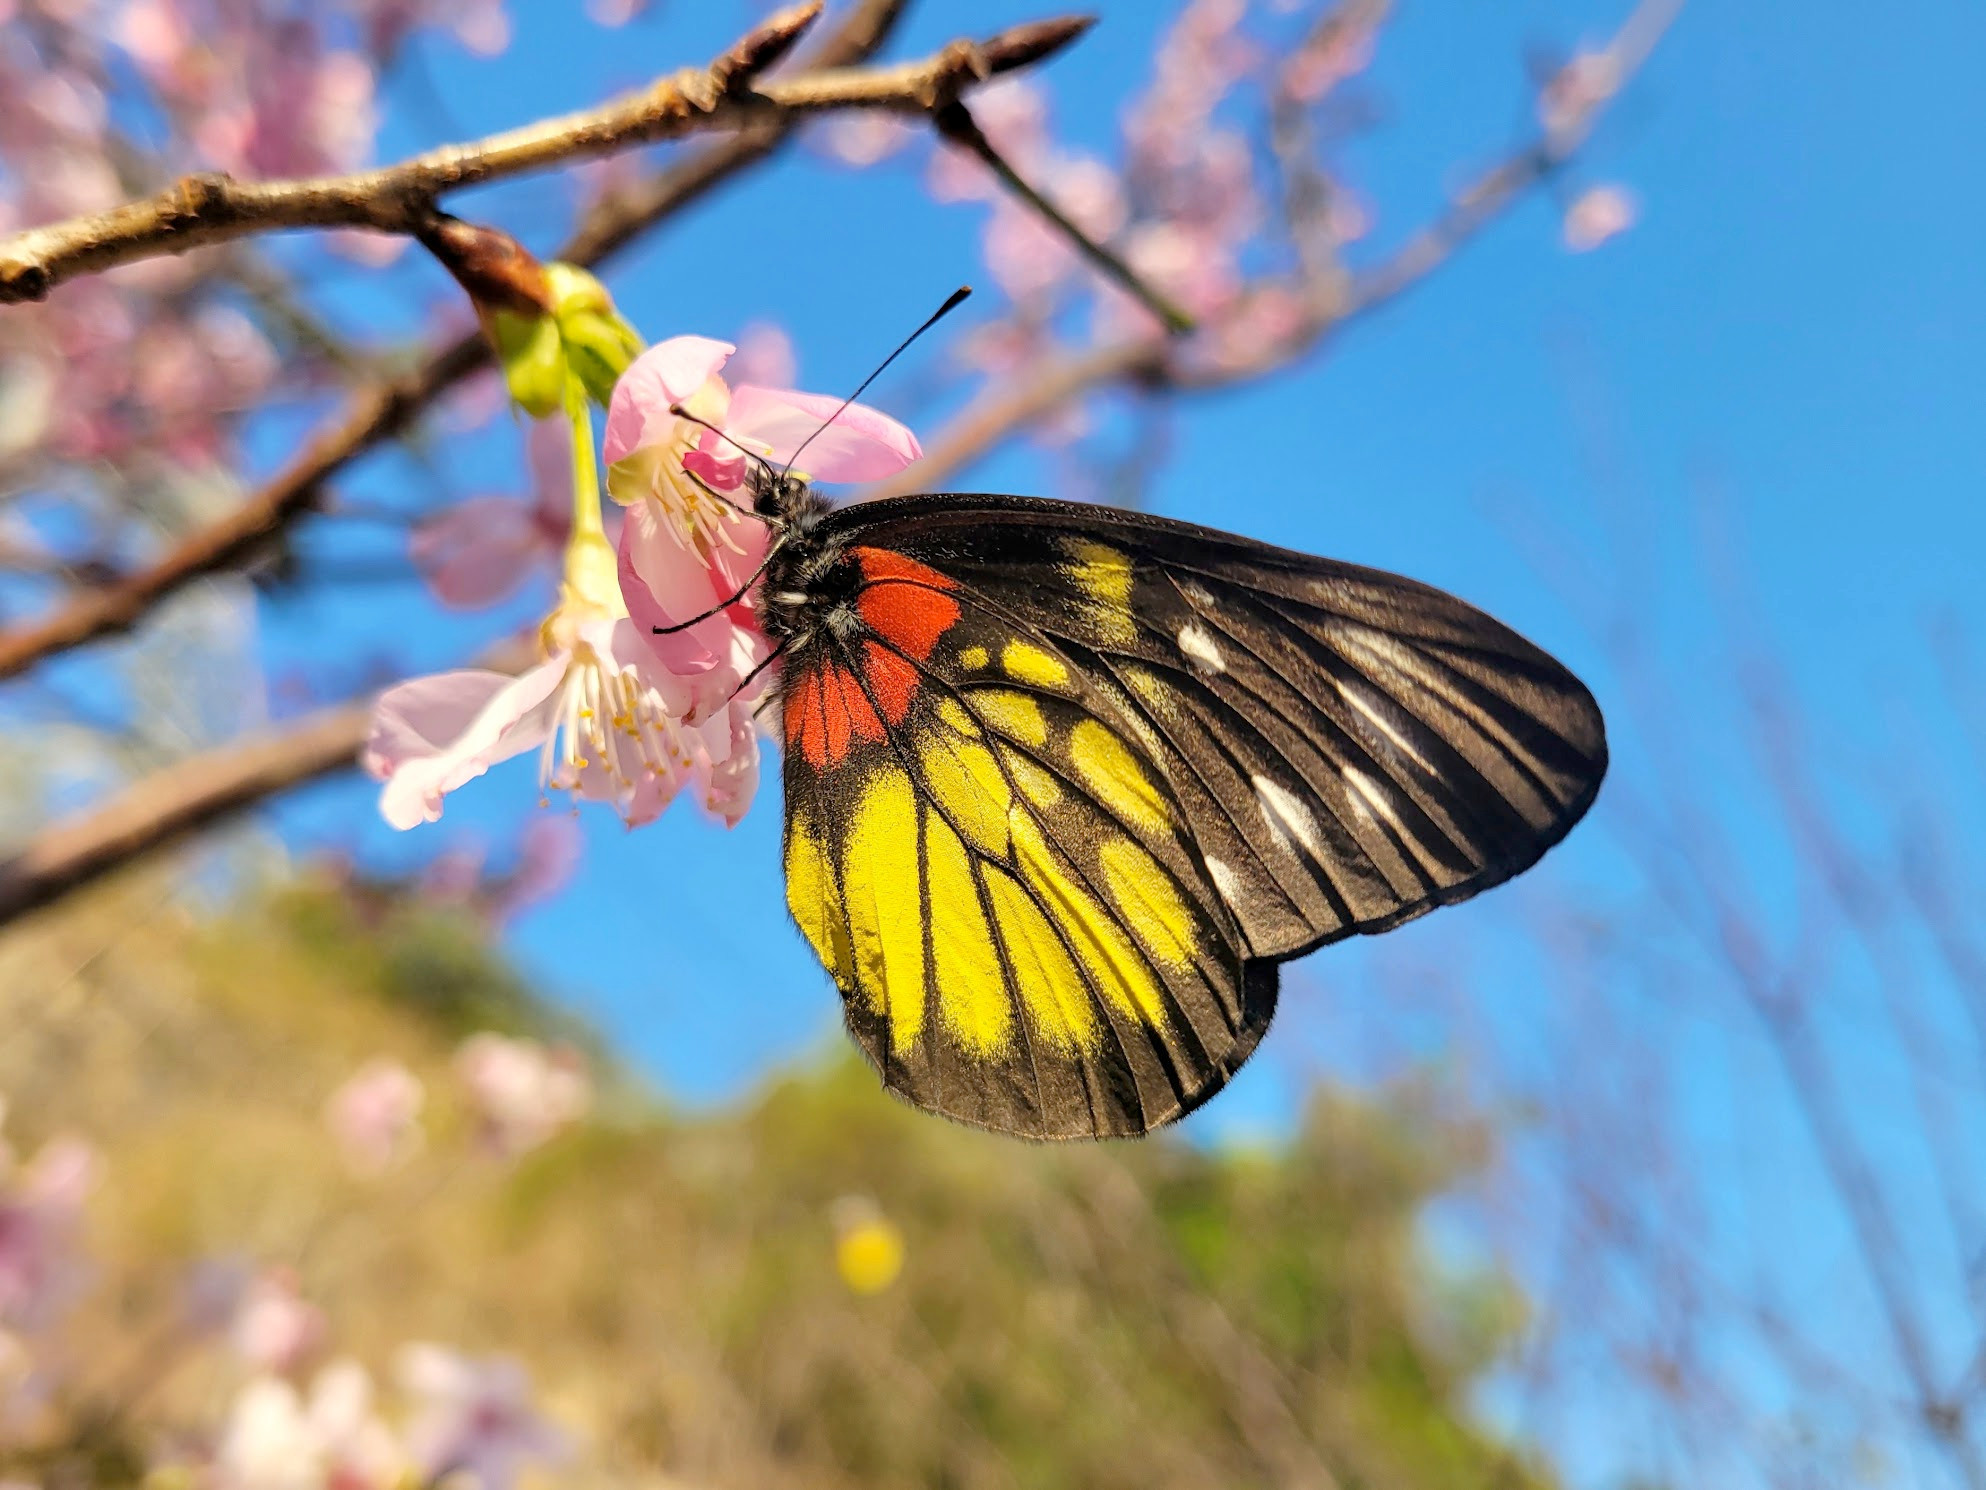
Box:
776;493;1607;1140
823;494;1608;959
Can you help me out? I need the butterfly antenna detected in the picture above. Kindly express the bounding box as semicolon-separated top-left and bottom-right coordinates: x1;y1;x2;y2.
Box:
782;285;972;477
668;405;782;486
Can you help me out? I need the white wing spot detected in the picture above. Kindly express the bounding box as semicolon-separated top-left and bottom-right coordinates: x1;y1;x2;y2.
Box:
1177;621;1225;674
1343;765;1408;834
1253;774;1323;860
1342;684;1435;772
1203;854;1245;909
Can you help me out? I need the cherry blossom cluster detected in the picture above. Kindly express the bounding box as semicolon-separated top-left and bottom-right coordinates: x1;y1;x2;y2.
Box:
0;0;513;586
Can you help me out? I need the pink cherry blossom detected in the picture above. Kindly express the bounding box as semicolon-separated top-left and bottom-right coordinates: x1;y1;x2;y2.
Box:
363;589;744;827
603;335;918;823
230;1267;325;1375
454;1034;590;1158
323;1060;426;1177
399;1344;569;1490
0;1120;96;1335
1563;184;1638;251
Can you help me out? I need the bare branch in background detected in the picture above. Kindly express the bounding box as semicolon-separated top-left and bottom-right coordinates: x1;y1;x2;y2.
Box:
0;5;1092;304
865;0;1678;500
934;99;1195;334
0;702;368;926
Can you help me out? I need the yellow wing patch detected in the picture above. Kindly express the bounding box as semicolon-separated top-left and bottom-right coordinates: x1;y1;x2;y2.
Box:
973;688;1048;746
785;814;853;987
1068;719;1171;835
1062;538;1138;646
983;867;1098;1053
842;768;925;1055
925;815;1012;1056
1001;640;1068;689
919;729;1011;857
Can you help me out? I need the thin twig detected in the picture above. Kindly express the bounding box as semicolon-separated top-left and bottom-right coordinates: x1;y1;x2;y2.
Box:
0;8;1092;304
867;0;1678;494
932;92;1188;334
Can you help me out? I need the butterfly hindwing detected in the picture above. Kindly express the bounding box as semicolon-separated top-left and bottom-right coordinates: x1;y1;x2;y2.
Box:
779;543;1274;1139
777;493;1607;1140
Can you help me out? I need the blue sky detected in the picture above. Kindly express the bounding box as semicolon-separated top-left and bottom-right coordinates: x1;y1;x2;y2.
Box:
232;0;1986;1481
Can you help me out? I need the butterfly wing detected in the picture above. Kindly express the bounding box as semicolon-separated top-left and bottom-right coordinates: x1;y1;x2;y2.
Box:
778;494;1607;1139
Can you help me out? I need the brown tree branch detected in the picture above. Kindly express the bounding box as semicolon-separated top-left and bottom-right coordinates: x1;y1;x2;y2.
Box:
0;6;1092;304
0;3;1091;683
0;702;370;926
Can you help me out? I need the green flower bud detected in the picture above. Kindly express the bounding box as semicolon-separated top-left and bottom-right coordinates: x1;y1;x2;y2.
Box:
492;307;567;419
546;264;644;408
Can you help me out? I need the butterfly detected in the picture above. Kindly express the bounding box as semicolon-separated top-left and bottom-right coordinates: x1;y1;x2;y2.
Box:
732;473;1607;1141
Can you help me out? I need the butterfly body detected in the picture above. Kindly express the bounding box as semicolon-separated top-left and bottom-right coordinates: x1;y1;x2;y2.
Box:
748;472;1607;1141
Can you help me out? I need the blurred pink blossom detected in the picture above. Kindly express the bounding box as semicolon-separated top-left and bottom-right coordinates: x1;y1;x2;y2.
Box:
216;1361;406;1490
813;111;915;169
727;322;797;390
399;1344;569;1490
1278;12;1379;104
323;1060;426;1177
0;1116;97;1334
488;814;583;922
454;1034;591;1158
980;157;1127;304
927;77;1049;202
1540;49;1623;138
1563;183;1638;251
351;0;510;59
585;0;651;24
230;1268;326;1375
411;418;574;611
1093;220;1242;342
117;4;381;179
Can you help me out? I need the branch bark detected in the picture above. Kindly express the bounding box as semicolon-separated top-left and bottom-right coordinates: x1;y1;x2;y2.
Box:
0;702;370;927
0;7;1092;304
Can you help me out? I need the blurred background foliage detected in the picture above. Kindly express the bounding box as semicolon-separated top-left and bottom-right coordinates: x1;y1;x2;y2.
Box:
0;873;1543;1489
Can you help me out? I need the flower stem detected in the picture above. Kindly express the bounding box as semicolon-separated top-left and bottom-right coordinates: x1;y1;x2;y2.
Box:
565;369;606;547
559;368;620;607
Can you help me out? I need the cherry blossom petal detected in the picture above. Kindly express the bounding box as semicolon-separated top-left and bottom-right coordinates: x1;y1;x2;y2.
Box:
602;336;735;466
726;385;922;481
616;501;769;712
366;665;565;830
692;704;761;827
410;496;543;609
